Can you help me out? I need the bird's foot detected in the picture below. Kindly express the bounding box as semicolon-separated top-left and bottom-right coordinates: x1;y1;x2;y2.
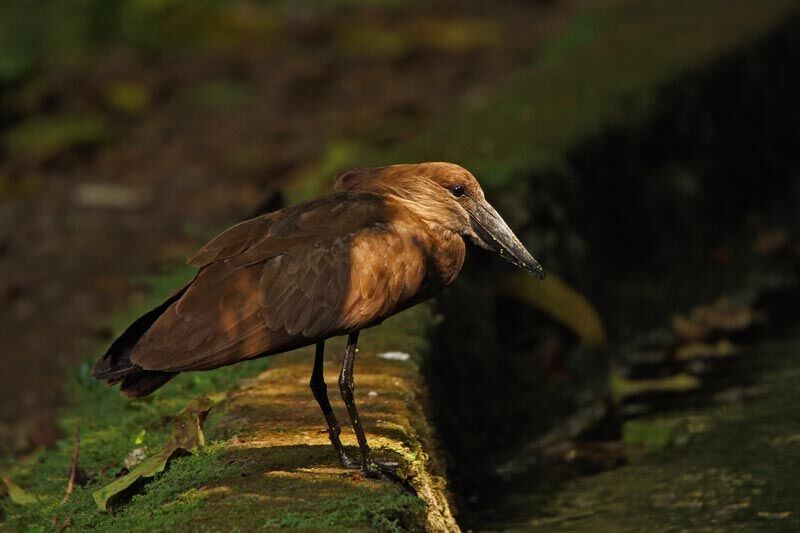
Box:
361;459;400;479
340;456;398;475
363;459;417;494
338;452;358;469
340;455;396;471
340;455;414;493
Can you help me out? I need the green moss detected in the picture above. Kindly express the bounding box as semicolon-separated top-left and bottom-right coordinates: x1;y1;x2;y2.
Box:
259;492;424;531
521;336;800;531
1;266;271;530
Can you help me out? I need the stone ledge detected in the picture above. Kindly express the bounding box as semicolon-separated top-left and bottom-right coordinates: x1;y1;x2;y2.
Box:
205;307;458;531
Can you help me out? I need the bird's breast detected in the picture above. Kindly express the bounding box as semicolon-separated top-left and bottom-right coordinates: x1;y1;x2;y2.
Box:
407;226;466;298
340;223;465;331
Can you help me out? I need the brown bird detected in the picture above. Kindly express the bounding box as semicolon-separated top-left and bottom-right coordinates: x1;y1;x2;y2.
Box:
93;162;543;476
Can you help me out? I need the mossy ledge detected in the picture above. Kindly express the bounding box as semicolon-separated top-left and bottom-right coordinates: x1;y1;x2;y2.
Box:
209;305;457;532
2;273;457;531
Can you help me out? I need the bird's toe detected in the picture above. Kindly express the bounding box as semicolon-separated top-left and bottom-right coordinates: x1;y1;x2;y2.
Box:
339;453;358;469
362;459;401;478
362;460;416;493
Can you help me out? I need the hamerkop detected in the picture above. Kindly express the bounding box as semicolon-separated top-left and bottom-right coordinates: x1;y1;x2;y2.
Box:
93;162;543;476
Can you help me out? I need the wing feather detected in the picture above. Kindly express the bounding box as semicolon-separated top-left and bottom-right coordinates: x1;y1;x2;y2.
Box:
131;194;432;373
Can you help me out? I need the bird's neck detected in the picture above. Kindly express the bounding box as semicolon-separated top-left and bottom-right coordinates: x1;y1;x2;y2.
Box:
427;227;466;288
392;217;465;290
383;194;467;287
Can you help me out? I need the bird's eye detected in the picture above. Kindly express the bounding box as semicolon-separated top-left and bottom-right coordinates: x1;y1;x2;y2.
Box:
450;185;466;197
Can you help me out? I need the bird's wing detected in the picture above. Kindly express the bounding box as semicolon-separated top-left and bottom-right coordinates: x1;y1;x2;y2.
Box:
130;195;429;372
188;193;386;268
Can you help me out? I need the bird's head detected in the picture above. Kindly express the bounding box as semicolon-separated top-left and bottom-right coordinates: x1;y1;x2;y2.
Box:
335;162;544;279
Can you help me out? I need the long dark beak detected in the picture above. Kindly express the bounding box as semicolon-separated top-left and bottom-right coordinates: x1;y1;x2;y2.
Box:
469;201;545;279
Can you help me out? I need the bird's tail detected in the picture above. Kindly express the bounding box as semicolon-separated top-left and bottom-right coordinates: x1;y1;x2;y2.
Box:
92;282;191;397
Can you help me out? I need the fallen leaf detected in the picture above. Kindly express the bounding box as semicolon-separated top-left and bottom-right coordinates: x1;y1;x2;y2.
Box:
622;419;689;449
501;271;607;348
92;396;213;512
675;339;738;361
693;298;762;331
562;441;626;470
2;477;40;505
610;372;701;404
753;228;790;257
757;511;791;519
672;315;710;342
672;298;764;341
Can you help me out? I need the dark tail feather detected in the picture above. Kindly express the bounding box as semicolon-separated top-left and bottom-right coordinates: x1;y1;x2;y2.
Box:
93;280;192;397
119;370;176;397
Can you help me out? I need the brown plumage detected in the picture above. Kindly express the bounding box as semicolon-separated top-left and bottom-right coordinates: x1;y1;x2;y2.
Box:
93;162;543;475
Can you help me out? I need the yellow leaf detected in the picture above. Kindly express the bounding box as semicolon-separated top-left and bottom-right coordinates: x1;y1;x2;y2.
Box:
2;477;40;505
610;372;701;404
500;271;607;348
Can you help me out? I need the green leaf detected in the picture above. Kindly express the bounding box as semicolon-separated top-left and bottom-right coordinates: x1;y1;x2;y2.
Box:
132;429;146;446
2;477;40;505
622;419;689;449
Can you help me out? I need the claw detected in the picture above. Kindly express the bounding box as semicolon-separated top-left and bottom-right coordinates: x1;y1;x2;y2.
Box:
360;460;416;494
340;455;358;469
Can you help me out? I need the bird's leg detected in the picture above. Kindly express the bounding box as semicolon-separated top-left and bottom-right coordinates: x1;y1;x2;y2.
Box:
338;332;373;471
338;332;400;479
310;341;355;468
